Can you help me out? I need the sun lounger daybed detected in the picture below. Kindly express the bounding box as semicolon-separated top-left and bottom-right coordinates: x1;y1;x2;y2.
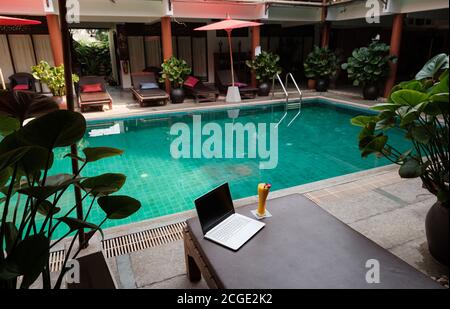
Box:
78;76;112;112
131;72;169;107
216;70;258;100
9;72;36;92
184;76;219;103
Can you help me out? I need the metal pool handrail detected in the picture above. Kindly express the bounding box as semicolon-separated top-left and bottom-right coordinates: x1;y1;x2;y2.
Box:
285;72;302;127
272;73;289;128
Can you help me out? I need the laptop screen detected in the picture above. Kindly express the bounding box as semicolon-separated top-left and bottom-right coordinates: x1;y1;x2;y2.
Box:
194;183;235;234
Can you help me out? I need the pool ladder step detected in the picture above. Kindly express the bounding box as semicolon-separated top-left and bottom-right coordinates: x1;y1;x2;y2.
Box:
272;72;303;127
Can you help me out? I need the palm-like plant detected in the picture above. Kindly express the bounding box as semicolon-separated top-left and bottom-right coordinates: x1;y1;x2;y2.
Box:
303;46;338;80
31;61;79;97
0;92;141;288
341;39;396;87
245;51;282;82
159;57;192;88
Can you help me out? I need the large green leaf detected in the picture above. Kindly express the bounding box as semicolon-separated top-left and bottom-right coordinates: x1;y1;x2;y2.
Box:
80;173;126;196
370;103;399;112
390;89;429;106
0;132;53;173
82;147;124;163
411;126;431;144
399;158;424;178
399;109;418;127
36;200;61;216
415;53;449;80
0;146;31;172
428;71;449;96
350;115;377;127
18;186;59;201
57;217;99;232
0;91;59;124
361;135;388;158
0;167;12;187
97;195;141;220
0;233;50;288
4;222;19;255
0;115;20;136
18;110;86;149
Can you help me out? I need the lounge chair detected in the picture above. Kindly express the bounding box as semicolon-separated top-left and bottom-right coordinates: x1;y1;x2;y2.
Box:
184;76;219;103
77;76;112;112
9;72;36;92
216;70;258;100
130;72;169;107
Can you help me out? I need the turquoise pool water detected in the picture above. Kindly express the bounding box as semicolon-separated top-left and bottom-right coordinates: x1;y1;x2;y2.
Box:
47;99;411;237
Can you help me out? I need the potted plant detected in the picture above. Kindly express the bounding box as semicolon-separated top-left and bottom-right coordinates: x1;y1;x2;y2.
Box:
350;56;449;265
246;51;282;96
303;46;338;92
341;39;397;100
0;91;141;288
31;60;79;109
159;57;191;104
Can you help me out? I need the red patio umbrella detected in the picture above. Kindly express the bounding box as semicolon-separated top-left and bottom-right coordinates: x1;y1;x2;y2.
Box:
195;14;262;101
0;16;41;26
0;16;41;89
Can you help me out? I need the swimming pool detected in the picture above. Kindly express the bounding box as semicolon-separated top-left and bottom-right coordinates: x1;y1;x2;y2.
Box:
49;98;411;236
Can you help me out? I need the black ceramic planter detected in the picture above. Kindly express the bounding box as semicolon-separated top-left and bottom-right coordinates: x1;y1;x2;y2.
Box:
425;201;449;265
363;84;380;100
258;82;271;96
170;88;185;104
315;79;329;92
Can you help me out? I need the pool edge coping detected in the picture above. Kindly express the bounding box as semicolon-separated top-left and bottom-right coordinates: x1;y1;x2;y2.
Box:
83;94;375;122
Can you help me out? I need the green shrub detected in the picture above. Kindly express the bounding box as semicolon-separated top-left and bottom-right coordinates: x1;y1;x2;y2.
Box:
0;92;141;288
341;40;396;86
31;61;79;97
351;56;449;204
245;51;282;82
159;57;192;88
303;46;338;79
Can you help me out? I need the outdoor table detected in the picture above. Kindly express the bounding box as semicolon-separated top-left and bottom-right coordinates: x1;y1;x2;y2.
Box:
184;194;442;289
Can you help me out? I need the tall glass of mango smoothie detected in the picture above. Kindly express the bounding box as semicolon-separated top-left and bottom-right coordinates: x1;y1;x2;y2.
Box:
257;183;272;217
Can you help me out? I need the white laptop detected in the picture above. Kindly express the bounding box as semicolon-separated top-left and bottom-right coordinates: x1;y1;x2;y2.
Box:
194;183;265;251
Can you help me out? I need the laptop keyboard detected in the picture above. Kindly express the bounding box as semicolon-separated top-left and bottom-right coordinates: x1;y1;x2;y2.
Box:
209;216;250;242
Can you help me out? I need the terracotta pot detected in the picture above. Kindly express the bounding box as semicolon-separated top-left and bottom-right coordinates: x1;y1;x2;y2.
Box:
307;79;316;90
425;201;449;265
53;96;67;110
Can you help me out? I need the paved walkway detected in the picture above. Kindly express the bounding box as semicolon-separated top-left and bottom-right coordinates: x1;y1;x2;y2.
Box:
100;166;448;289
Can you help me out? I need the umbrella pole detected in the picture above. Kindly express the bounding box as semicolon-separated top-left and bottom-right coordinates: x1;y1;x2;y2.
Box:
58;0;86;249
0;68;5;90
227;30;235;86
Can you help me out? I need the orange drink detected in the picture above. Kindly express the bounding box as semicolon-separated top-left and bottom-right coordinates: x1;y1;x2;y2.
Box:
257;183;272;216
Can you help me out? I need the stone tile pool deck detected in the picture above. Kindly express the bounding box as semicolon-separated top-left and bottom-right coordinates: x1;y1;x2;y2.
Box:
42;92;448;289
97;165;448;289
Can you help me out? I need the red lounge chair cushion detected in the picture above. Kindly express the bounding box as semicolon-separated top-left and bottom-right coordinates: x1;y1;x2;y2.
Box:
184;76;199;88
81;83;103;93
13;84;30;90
229;82;248;88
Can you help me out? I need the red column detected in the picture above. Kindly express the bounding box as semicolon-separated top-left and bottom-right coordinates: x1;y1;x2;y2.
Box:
384;14;404;98
320;0;330;48
46;14;64;66
161;16;173;93
321;22;330;48
250;23;261;88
